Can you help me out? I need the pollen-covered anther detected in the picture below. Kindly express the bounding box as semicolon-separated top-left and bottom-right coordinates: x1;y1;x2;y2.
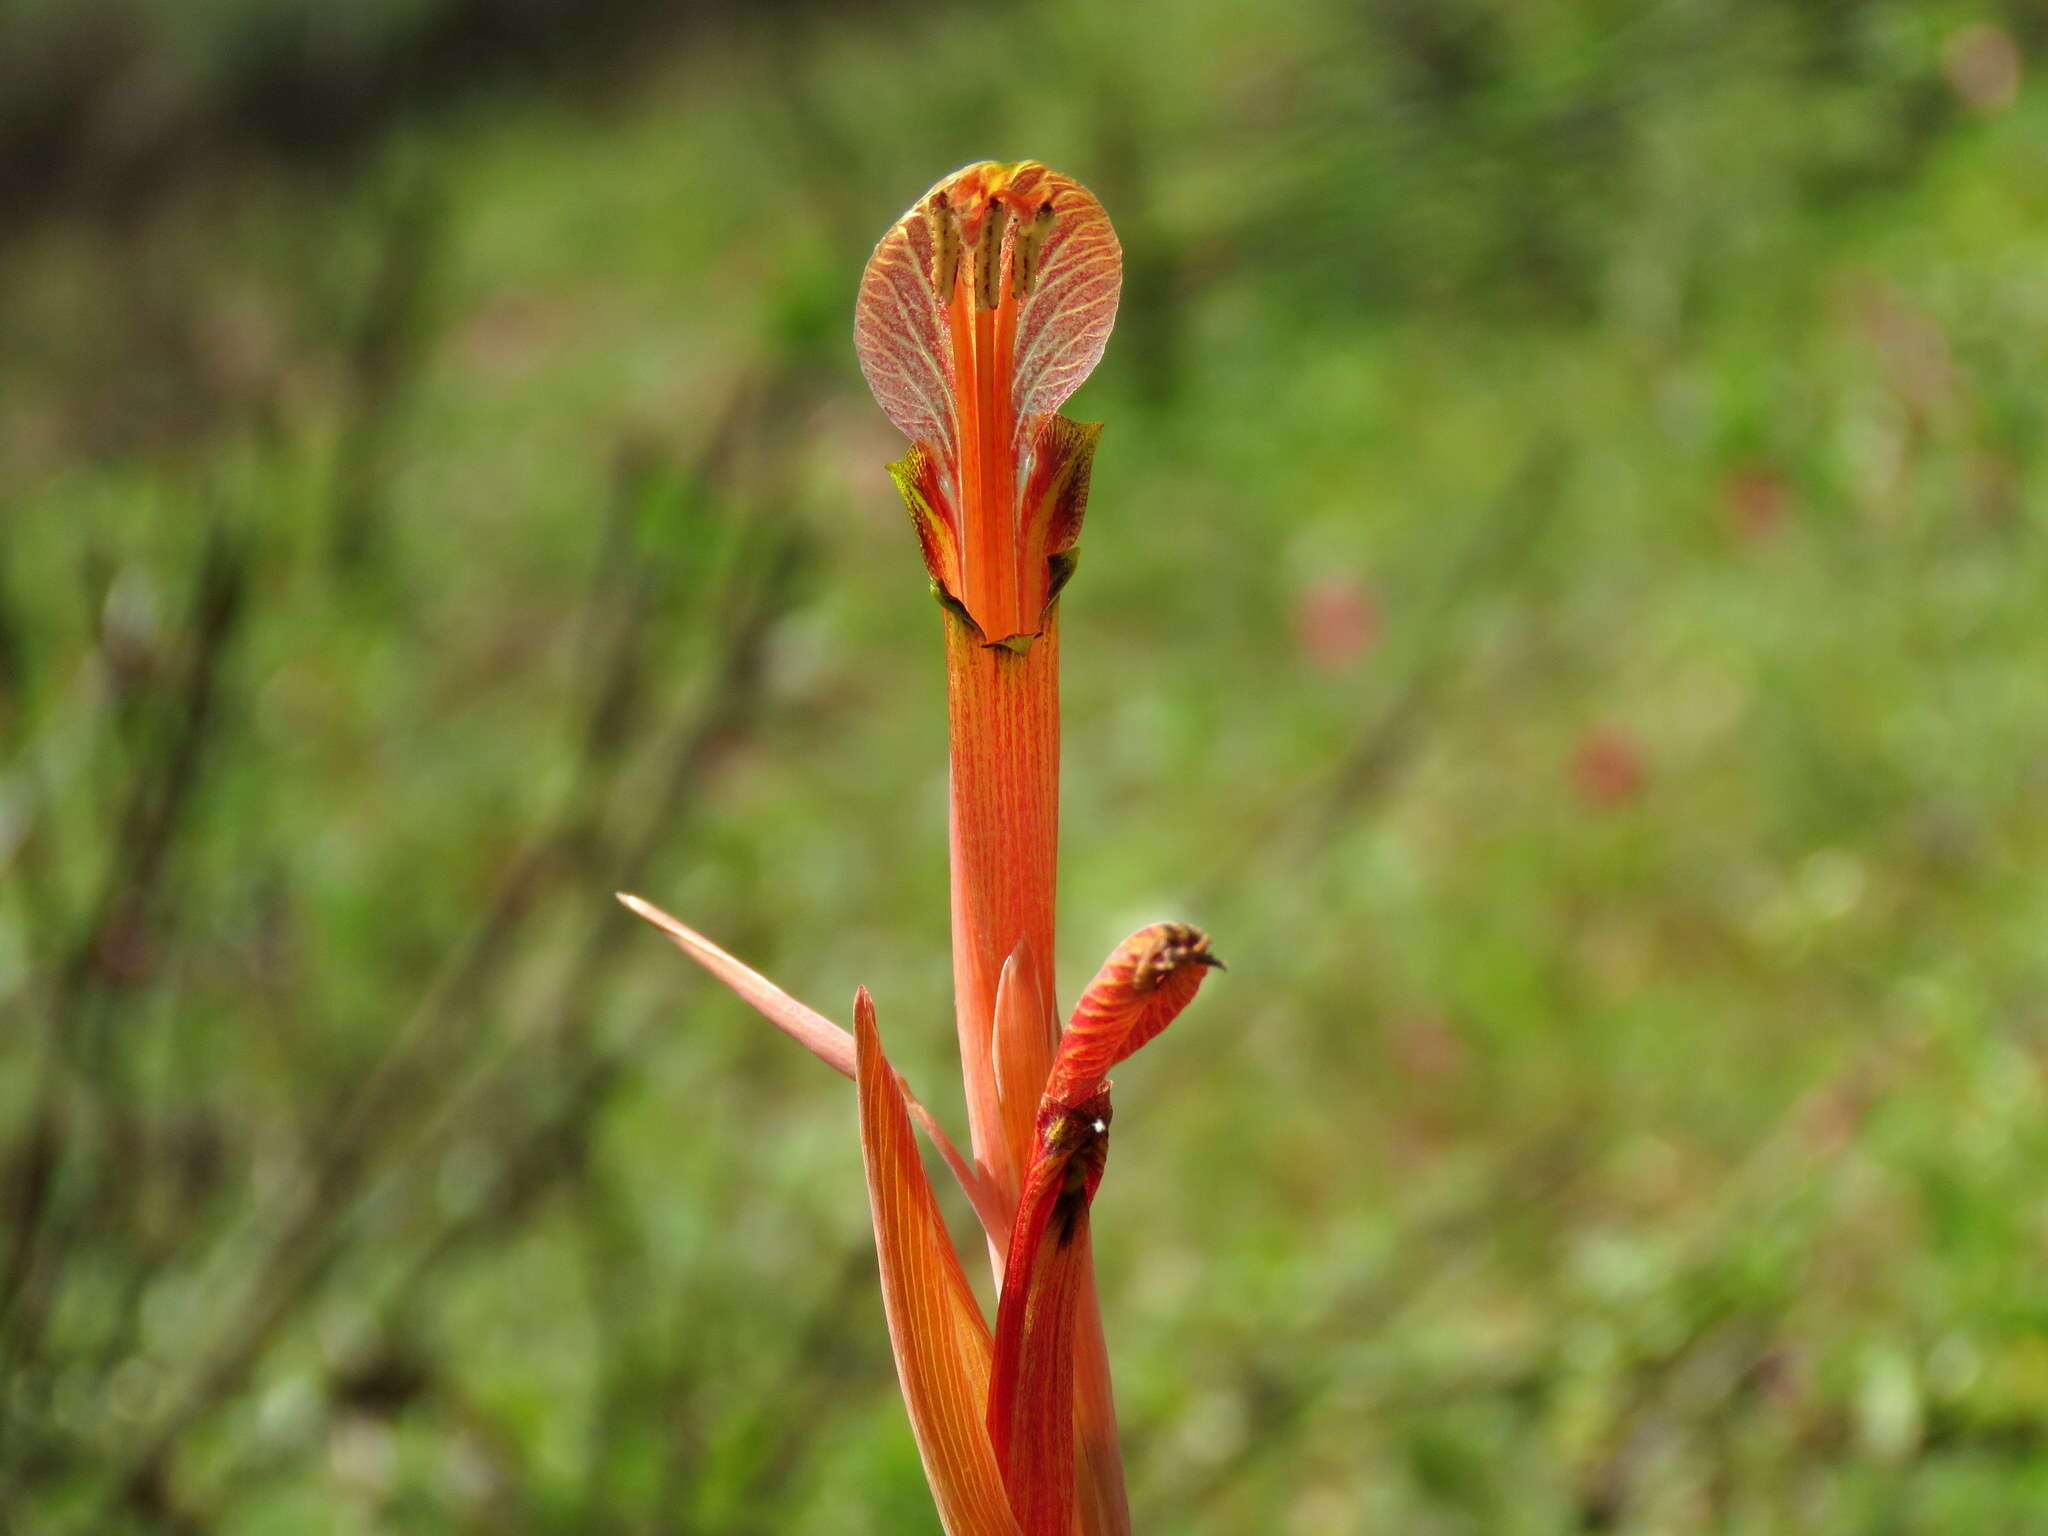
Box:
921;190;962;300
973;197;1011;311
1009;198;1057;300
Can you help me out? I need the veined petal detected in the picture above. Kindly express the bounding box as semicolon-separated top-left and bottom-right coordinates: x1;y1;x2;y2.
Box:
1045;924;1219;1109
619;893;1009;1245
856;162;1122;643
855;991;1024;1536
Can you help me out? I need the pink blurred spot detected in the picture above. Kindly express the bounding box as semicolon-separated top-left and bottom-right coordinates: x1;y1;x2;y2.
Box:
1851;280;1958;417
1573;726;1647;808
1944;24;2021;114
1969;451;2020;527
1292;572;1380;673
1722;462;1792;548
1389;1009;1468;1087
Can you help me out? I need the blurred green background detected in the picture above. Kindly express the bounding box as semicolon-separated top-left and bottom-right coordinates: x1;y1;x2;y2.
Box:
5;0;2048;1530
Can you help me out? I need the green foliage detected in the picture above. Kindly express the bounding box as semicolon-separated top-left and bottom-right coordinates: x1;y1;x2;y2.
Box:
4;1;2048;1530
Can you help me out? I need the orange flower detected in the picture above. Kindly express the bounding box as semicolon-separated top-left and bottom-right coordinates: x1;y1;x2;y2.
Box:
622;162;1216;1535
855;160;1118;647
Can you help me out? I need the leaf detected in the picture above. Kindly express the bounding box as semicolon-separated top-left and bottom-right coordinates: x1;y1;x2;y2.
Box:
618;892;854;1073
855;990;1024;1536
619;893;1009;1244
988;924;1220;1535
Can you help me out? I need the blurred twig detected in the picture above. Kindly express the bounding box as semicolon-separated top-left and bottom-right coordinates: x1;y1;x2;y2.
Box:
103;374;817;1522
329;176;445;575
0;526;250;1420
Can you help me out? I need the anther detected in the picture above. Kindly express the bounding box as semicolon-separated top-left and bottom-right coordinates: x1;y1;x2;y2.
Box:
1009;198;1058;300
922;192;962;300
974;198;1010;311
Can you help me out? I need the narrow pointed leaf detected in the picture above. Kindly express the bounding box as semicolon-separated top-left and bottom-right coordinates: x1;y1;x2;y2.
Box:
855;991;1024;1536
620;892;1009;1244
618;891;854;1073
1004;924;1218;1535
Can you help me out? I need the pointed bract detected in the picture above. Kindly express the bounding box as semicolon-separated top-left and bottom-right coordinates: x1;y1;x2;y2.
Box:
618;892;855;1074
620;893;1009;1245
855;991;1025;1536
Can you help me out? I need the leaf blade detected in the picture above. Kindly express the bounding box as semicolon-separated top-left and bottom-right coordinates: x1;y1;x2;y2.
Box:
620;893;1009;1244
856;990;1023;1536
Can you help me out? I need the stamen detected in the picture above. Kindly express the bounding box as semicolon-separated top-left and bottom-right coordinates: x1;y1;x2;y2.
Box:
1010;198;1057;300
974;198;1011;312
921;191;962;300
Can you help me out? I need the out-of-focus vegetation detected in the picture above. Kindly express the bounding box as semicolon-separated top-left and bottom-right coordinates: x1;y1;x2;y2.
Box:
5;0;2048;1530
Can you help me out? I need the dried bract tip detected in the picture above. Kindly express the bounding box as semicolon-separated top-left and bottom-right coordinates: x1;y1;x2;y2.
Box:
1130;923;1222;988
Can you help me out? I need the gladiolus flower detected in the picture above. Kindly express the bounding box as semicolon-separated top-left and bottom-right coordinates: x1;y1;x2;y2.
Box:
623;160;1216;1535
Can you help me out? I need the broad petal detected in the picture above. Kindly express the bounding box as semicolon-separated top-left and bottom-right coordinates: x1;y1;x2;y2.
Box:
857;162;1122;643
855;162;1122;462
856;990;1024;1536
619;893;1009;1245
